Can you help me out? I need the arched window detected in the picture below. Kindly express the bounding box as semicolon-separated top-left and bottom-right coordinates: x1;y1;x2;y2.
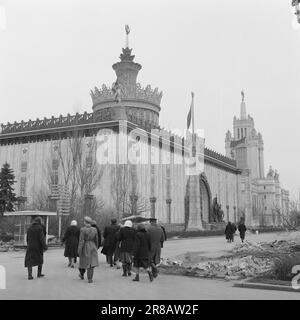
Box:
237;128;240;139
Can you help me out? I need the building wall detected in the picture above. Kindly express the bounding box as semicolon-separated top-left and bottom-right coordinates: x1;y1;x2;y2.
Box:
0;126;241;229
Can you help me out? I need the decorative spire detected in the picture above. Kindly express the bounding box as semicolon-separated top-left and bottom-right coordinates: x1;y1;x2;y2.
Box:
119;47;135;62
240;90;247;120
125;24;130;48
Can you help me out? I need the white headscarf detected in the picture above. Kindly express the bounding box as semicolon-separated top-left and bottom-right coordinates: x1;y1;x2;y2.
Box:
71;220;77;226
124;220;133;228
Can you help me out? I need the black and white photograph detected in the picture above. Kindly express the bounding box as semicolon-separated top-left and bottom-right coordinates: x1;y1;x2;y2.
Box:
0;0;300;308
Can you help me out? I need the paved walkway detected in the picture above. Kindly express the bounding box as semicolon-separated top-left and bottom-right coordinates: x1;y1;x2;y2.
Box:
0;231;299;300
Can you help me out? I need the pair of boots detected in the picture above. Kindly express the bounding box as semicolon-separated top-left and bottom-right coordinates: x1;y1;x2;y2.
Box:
28;265;44;280
107;255;114;267
122;263;132;277
79;267;94;283
68;257;76;268
151;264;159;278
132;269;154;282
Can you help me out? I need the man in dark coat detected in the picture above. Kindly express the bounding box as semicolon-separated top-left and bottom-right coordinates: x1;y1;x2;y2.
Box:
231;223;237;242
238;222;247;243
118;220;136;276
91;220;101;249
24;216;48;280
147;218;165;278
132;223;153;282
225;221;233;243
62;220;80;267
101;218;120;267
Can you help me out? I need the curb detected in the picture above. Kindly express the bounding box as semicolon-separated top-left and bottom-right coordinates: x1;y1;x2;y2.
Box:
234;281;300;293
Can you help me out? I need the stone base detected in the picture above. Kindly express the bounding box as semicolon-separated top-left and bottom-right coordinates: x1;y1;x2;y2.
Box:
202;221;226;231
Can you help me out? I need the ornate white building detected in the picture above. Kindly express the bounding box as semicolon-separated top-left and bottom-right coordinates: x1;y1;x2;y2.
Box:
0;32;289;231
225;92;289;227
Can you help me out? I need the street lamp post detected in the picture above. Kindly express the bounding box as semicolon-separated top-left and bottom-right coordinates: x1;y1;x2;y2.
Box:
292;0;300;23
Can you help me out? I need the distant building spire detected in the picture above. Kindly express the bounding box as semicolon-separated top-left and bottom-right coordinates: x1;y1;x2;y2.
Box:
125;24;130;48
240;90;246;120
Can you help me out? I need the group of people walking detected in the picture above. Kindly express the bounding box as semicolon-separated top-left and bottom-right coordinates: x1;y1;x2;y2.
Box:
225;220;247;243
100;217;165;282
24;215;166;284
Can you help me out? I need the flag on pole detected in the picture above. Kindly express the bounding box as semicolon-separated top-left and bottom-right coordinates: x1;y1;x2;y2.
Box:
187;92;194;130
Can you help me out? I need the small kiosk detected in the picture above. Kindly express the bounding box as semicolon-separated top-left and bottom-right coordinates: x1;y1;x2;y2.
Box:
3;210;57;246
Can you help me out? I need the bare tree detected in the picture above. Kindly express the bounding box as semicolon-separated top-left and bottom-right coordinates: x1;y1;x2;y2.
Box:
272;200;300;231
110;164;130;220
110;164;150;219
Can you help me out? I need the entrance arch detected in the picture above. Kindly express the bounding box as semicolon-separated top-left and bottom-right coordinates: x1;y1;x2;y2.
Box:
199;173;212;223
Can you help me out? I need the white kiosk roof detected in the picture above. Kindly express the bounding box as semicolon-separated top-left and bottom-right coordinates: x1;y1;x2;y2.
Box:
3;210;57;216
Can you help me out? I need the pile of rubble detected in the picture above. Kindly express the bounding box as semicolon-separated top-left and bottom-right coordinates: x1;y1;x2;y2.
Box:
160;255;273;280
0;241;15;252
232;240;300;256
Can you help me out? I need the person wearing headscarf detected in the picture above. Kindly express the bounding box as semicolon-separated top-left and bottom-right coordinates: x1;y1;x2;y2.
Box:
101;218;120;267
91;220;102;249
132;223;153;282
62;220;80;268
78;216;99;283
118;220;136;277
24;216;48;280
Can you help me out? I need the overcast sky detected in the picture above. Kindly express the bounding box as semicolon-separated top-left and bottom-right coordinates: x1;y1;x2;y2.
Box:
0;0;299;199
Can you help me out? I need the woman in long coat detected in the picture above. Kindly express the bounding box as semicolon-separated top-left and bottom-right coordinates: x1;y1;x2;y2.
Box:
78;216;99;283
118;220;136;277
62;220;80;268
132;223;153;282
24;216;48;280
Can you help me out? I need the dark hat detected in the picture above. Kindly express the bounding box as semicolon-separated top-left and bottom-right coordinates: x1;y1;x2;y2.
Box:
34;216;42;224
137;223;146;231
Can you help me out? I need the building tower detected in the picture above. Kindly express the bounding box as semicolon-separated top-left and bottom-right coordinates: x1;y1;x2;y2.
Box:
225;91;264;179
90;26;162;127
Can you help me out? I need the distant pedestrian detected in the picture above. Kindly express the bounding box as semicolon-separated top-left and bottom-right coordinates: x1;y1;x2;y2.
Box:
225;221;234;243
101;218;120;267
24;216;48;280
62;220;80;268
147;217;165;278
78;216;99;283
132;223;153;282
231;223;237;242
238;222;247;243
91;220;102;249
118;220;136;277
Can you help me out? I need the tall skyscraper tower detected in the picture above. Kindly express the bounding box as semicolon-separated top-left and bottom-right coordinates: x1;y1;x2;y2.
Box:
225;91;264;179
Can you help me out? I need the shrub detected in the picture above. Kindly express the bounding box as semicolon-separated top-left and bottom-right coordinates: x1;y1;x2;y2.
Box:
0;232;14;242
272;253;300;281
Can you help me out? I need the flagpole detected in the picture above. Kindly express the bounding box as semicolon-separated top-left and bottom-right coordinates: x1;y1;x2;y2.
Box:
191;91;195;140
